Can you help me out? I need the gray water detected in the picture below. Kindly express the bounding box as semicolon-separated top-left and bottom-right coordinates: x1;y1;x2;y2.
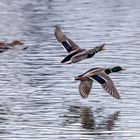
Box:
0;0;140;139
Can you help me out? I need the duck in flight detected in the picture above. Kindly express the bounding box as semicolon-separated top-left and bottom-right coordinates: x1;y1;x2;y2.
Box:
75;66;126;99
54;25;106;64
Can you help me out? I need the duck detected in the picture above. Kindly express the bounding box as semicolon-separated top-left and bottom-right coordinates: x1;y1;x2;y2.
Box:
0;40;25;53
75;66;126;99
54;25;106;64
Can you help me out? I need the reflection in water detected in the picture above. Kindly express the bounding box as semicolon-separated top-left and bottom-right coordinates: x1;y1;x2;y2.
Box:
62;106;80;125
97;111;120;131
0;0;140;139
63;106;120;132
0;104;10;135
80;106;95;129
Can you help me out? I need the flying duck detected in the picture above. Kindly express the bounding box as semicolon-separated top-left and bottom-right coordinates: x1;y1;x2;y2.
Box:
75;66;126;99
54;25;106;64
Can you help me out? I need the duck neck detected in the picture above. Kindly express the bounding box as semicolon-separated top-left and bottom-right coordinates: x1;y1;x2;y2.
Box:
94;47;100;53
104;69;112;74
87;52;95;58
94;44;104;53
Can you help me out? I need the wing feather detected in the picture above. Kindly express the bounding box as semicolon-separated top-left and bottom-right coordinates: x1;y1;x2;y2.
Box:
99;72;120;99
54;25;80;52
54;25;67;43
79;80;93;99
67;37;80;50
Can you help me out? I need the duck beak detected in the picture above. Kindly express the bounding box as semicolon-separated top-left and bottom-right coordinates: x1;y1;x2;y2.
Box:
122;68;127;71
101;43;106;50
102;48;106;50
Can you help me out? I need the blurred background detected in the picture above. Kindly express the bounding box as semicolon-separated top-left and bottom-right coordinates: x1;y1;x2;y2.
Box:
0;0;140;139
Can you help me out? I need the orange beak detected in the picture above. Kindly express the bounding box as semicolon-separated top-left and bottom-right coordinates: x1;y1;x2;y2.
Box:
122;68;127;71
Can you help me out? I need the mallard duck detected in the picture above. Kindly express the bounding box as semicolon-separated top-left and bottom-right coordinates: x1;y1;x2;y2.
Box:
54;25;106;64
7;40;24;46
75;66;126;99
0;40;25;53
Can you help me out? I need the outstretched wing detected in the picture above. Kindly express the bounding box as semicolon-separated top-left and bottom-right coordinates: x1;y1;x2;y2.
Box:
54;25;80;53
91;71;120;99
54;25;67;42
67;37;80;50
79;80;93;99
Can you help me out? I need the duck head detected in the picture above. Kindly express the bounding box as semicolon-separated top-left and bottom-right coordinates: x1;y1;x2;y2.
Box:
111;66;127;72
87;43;106;58
94;43;106;52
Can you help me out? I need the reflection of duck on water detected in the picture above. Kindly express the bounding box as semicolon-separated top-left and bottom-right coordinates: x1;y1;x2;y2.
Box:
97;111;120;131
0;103;10;134
62;106;120;131
80;106;120;130
80;106;95;129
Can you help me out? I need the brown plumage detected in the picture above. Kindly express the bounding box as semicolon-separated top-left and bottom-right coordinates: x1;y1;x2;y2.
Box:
0;40;25;53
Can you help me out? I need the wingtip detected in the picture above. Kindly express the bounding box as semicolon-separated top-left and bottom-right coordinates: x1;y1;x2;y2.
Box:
80;92;88;99
115;96;120;99
117;95;121;99
81;96;86;99
114;94;121;99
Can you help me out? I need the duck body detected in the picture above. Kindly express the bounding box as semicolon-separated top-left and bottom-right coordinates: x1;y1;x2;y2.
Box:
61;48;85;64
54;25;105;64
75;66;126;99
0;40;24;53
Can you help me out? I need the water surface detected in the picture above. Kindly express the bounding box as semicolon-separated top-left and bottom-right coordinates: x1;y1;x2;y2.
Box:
0;0;140;139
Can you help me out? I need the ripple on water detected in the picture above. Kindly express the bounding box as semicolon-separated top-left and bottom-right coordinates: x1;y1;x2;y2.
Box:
0;0;140;140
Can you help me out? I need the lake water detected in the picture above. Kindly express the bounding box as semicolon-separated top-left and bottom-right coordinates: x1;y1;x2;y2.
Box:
0;0;140;139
